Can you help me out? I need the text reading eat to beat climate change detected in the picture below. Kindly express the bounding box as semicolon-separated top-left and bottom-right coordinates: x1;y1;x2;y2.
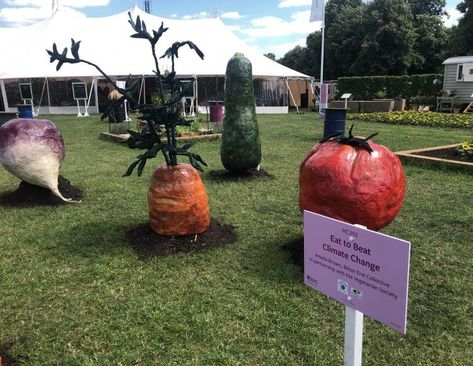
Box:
322;234;381;272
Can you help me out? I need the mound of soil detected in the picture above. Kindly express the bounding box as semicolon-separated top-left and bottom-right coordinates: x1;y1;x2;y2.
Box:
207;168;273;182
127;219;237;261
0;175;83;207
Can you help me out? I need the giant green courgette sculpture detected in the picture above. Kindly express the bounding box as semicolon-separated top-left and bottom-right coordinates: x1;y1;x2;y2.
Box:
220;53;261;172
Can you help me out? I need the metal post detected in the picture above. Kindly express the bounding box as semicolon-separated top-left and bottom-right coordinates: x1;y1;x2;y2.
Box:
76;99;82;117
0;79;9;111
320;23;325;86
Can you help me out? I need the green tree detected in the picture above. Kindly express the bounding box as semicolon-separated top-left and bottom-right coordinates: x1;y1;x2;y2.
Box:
278;46;311;76
304;31;322;78
264;52;276;61
407;0;448;73
451;0;473;54
324;3;365;79
277;0;450;78
324;0;363;31
407;0;446;16
351;0;417;75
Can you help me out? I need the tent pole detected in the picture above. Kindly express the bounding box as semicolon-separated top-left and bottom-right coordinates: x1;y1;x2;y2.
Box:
309;79;315;96
85;77;95;116
46;77;51;113
143;76;147;104
94;77;99;114
0;79;9;111
318;2;326;113
35;77;48;116
138;76;144;104
194;75;198;115
285;78;299;114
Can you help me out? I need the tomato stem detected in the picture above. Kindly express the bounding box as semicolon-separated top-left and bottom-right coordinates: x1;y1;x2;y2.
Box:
319;124;378;153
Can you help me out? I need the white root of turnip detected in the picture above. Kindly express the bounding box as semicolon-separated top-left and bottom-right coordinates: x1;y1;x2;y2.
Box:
0;118;80;203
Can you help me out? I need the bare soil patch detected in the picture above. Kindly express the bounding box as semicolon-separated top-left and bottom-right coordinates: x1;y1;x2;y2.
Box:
126;219;237;261
0;176;83;207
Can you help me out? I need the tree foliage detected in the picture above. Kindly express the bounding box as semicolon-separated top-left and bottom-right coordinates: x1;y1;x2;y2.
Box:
351;0;417;75
276;0;453;79
450;0;473;55
278;46;310;75
264;52;276;61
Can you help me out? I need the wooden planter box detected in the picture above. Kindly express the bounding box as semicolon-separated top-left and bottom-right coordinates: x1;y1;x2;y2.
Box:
328;101;360;113
359;100;394;113
396;144;473;171
329;99;403;113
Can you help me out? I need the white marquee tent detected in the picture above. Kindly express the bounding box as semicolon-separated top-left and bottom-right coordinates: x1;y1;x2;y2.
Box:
0;6;313;115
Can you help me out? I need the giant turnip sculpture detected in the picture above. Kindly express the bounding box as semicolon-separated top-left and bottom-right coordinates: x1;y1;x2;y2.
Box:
0;118;78;202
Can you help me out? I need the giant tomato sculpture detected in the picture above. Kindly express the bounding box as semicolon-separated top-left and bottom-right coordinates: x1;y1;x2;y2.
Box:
299;127;405;231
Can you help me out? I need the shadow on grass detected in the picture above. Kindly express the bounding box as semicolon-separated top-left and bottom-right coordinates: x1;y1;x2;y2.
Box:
43;221;130;259
282;236;304;272
206;168;274;182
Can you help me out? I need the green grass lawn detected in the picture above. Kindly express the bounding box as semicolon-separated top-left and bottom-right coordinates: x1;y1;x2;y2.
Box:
1;113;472;365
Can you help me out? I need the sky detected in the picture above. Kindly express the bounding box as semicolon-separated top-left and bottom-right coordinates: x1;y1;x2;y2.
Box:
0;0;464;59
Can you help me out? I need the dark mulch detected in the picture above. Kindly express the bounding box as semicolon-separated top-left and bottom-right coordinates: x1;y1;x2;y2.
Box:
126;219;237;261
282;236;304;271
415;146;470;162
207;168;273;182
0;175;83;207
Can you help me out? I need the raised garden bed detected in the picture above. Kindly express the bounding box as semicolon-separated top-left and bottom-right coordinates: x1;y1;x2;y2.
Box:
396;143;473;171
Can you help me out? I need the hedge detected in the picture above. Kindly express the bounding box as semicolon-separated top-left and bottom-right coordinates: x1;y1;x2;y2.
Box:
337;74;443;100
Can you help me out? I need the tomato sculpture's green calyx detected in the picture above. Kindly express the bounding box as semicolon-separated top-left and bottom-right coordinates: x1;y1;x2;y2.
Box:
320;124;378;153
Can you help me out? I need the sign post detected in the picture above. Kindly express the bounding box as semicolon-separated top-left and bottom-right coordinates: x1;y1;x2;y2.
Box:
344;223;366;366
72;82;88;117
341;93;352;109
345;306;363;366
304;211;411;364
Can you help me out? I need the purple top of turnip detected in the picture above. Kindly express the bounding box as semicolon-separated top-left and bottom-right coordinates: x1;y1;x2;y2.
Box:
0;118;65;161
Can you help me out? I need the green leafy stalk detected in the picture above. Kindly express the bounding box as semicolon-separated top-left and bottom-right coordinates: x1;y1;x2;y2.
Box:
46;12;206;176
